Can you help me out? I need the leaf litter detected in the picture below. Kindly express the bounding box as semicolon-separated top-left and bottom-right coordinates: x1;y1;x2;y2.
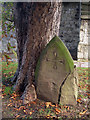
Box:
2;66;90;119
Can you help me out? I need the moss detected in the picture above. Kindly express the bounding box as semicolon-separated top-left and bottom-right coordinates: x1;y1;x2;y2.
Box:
35;35;74;81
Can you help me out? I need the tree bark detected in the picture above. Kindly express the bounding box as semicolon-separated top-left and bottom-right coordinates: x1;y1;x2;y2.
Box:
13;2;62;104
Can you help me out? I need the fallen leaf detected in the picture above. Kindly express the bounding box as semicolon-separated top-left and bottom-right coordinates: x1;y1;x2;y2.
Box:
64;106;69;110
67;106;69;110
5;34;7;37
64;106;67;108
55;108;61;113
45;102;51;108
46;114;50;118
7;103;12;107
23;110;26;112
55;104;59;107
12;93;18;97
16;115;20;118
30;112;32;115
77;99;81;103
79;110;87;115
23;110;27;114
86;93;90;96
2;95;4;98
13;108;17;110
50;104;55;107
18;106;25;110
10;35;13;38
11;96;16;100
29;104;31;106
31;101;36;104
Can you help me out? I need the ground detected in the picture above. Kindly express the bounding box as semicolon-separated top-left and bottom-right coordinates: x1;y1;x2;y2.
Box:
1;62;90;119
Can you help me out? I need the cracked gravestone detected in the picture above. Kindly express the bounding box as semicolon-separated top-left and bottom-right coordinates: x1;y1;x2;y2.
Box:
35;35;78;105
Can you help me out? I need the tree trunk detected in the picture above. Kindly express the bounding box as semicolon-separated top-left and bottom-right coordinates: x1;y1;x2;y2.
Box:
13;2;62;104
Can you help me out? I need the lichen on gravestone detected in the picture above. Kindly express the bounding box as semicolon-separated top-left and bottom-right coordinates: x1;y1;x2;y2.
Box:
35;35;78;105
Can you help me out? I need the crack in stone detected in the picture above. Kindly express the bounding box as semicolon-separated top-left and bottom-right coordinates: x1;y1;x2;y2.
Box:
58;72;71;104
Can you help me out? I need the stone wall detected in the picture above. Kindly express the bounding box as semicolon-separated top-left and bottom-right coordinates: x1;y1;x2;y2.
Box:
59;2;80;60
88;21;90;60
77;2;90;61
78;20;90;61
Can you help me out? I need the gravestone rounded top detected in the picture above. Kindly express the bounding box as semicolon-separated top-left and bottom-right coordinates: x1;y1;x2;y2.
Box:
35;35;74;103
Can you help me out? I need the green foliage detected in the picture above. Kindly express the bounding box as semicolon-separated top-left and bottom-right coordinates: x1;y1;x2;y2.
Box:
38;107;54;117
4;86;13;96
11;49;17;58
77;67;89;100
2;2;15;34
4;53;11;59
2;62;18;82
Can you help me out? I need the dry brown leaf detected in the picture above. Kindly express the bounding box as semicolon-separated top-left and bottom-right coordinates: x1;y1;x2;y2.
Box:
55;108;61;113
67;106;69;110
12;93;19;97
45;102;51;108
64;106;69;110
46;114;50;118
23;110;26;112
50;104;55;107
2;95;4;98
7;103;12;107
23;110;27;114
31;101;36;104
29;104;31;106
64;106;67;108
16;115;20;118
18;106;25;111
11;96;16;100
77;99;81;103
55;104;59;107
30;112;32;115
79;110;87;115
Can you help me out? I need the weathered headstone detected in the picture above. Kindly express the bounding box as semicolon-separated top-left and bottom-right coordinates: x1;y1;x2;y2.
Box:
35;36;78;105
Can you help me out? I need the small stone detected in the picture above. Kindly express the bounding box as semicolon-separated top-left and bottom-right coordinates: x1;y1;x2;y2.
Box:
21;84;37;104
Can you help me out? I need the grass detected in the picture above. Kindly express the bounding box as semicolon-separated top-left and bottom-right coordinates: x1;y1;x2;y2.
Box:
2;62;18;84
77;67;89;100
